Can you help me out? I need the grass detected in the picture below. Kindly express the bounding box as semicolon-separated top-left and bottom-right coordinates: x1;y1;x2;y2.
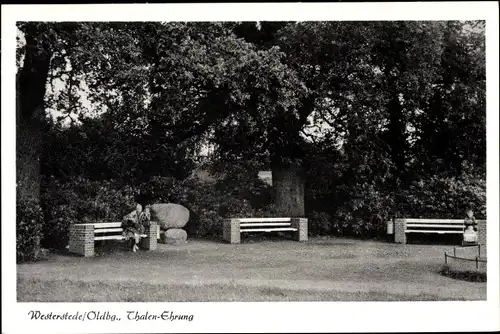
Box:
439;265;487;283
17;277;468;302
17;237;487;302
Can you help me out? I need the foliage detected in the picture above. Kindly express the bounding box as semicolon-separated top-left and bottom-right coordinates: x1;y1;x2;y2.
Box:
16;21;486;242
40;176;136;248
42;114;196;183
308;211;333;236
305;142;485;238
17;196;44;263
397;172;486;219
331;184;394;238
412;21;486;178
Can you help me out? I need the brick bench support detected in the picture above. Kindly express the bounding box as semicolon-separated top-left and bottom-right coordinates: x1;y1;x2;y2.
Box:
139;224;158;251
291;218;308;242
394;219;407;244
223;218;240;244
69;224;95;257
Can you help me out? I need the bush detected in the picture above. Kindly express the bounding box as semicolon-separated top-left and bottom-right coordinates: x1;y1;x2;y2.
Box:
306;168;485;239
398;174;486;219
309;211;333;236
330;183;394;238
17;196;44;263
41;176;136;249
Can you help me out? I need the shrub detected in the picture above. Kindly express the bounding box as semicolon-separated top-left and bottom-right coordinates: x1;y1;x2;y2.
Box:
305;168;486;239
17;196;44;263
398;174;486;219
309;211;333;236
41;176;136;249
330;183;394;238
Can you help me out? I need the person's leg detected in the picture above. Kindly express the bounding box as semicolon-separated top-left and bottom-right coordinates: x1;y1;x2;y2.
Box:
133;233;140;252
126;231;135;250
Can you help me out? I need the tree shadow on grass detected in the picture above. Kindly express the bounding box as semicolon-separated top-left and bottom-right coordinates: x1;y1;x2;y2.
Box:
47;240;135;258
406;233;463;246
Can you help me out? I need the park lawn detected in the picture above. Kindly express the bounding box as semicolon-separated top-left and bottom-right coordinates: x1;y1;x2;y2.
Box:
16;237;486;302
17;277;468;302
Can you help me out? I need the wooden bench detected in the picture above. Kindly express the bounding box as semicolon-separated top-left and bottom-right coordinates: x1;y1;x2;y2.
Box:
69;221;159;257
222;217;308;244
392;218;486;244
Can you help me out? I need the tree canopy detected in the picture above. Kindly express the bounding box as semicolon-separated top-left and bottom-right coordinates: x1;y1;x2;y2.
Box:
17;21;485;218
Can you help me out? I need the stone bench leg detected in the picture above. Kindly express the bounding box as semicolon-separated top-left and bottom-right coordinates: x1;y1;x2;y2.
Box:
140;223;158;251
291;218;308;242
394;219;407;244
477;220;486;258
223;219;240;244
69;224;95;257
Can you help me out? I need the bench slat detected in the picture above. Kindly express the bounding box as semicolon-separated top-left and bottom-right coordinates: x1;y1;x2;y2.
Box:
83;222;123;228
95;234;147;241
241;228;298;233
406;224;464;228
94;235;126;241
240;223;291;227
75;221;159;228
404;219;465;224
238;218;292;223
94;228;123;233
406;230;464;234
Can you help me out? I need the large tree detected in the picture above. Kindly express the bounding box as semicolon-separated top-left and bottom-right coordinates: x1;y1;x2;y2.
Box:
17;23;55;201
413;21;486;178
18;21;485;219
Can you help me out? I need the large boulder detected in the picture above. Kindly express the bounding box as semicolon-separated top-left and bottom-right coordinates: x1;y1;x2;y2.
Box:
150;203;190;230
161;228;188;244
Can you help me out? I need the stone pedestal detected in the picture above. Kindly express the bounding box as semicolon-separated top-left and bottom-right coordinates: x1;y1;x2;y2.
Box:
394;219;407;244
69;224;95;257
477;219;487;258
291;218;308;242
223;218;240;244
140;223;158;250
160;228;187;244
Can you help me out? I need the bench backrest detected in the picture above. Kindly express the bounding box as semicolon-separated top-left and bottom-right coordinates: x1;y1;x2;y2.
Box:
232;217;297;233
399;218;485;234
405;219;465;225
74;222;160;239
238;218;291;223
94;222;123;233
404;219;465;233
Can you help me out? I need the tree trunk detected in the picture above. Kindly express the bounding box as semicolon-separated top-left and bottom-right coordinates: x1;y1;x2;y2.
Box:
16;27;52;202
16;105;44;201
271;158;305;217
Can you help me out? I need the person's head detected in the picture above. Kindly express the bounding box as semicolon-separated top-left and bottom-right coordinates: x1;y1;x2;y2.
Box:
466;209;474;218
136;203;143;213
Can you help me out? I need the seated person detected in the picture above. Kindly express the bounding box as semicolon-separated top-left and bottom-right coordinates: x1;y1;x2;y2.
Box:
122;204;151;252
463;209;478;244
